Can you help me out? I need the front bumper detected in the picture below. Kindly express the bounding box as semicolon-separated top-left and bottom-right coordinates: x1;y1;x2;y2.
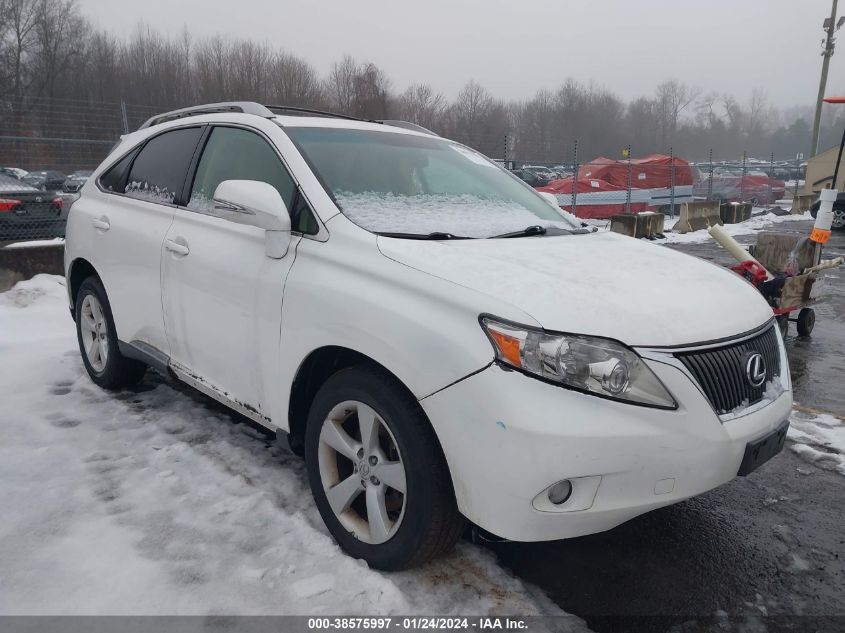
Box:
421;349;792;542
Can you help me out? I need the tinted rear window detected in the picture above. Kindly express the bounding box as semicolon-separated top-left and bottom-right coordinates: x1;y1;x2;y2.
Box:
125;127;203;204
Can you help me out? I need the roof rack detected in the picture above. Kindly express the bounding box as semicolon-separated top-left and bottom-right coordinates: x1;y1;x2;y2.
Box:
139;102;275;129
139;101;438;136
378;120;438;136
265;105;368;122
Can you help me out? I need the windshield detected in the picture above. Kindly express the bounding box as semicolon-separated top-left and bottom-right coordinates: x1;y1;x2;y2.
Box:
285;126;579;238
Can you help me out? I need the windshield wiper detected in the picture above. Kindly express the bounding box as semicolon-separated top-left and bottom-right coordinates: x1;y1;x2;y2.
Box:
376;231;474;240
490;225;548;239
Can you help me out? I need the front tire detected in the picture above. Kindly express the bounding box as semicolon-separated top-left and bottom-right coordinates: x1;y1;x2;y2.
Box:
304;366;464;570
75;276;146;389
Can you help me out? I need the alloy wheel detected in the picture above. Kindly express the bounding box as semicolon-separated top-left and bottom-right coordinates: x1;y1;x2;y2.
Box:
79;294;109;373
317;400;407;544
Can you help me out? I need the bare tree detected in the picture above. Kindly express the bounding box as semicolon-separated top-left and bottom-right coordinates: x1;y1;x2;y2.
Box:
325;54;358;113
271;52;323;107
451;80;493;147
655;79;699;144
397;83;446;130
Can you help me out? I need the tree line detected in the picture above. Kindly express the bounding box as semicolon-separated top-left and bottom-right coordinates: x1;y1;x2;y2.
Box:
2;0;844;165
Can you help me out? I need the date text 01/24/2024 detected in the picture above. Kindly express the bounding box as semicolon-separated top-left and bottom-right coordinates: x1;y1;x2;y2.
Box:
306;617;529;630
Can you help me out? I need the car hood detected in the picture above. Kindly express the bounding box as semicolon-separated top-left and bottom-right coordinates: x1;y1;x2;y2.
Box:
377;231;773;347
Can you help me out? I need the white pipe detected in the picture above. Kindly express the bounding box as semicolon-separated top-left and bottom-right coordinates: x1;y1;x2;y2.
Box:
708;224;774;280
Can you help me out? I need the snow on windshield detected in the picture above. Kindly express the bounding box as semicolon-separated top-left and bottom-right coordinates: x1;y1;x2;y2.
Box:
336;192;574;238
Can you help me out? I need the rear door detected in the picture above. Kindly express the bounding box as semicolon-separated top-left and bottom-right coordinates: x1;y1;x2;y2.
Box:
84;126;204;356
161;124;309;423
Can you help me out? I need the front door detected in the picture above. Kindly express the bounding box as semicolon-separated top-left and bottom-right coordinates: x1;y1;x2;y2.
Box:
161;125;302;423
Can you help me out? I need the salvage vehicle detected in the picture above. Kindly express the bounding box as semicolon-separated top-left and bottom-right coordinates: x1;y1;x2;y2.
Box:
64;102;793;570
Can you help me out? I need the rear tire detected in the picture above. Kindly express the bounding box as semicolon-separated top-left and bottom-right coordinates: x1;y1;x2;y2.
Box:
796;308;815;337
75;276;146;389
304;365;464;570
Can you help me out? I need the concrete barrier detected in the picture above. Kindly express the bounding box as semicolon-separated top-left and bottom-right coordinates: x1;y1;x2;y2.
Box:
0;243;64;291
720;202;753;224
674;201;721;233
790;193;816;215
609;212;665;239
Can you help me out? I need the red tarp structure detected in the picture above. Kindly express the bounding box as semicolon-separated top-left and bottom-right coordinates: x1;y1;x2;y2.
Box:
537;177;649;219
577;154;695;189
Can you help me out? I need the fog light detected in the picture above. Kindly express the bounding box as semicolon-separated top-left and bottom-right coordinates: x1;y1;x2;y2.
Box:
547;480;572;505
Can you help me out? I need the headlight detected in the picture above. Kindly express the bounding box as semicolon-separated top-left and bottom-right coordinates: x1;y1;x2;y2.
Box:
480;316;677;408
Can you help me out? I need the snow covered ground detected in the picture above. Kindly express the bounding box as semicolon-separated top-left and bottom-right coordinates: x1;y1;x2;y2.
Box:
0;275;582;622
2;275;841;619
581;208;814;245
659;209;815;245
788;409;845;477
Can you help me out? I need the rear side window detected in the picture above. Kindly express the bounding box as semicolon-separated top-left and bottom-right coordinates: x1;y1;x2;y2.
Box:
188;126;318;234
124;127;203;205
99;150;137;192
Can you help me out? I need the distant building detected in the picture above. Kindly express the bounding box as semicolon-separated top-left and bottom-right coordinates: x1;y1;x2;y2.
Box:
804;145;845;194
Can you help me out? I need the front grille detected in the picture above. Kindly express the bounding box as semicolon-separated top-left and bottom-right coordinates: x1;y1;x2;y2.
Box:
675;325;781;415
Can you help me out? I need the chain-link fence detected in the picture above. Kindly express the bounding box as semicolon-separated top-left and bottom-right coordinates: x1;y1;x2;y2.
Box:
502;139;807;222
1;97;161;244
0;99;811;244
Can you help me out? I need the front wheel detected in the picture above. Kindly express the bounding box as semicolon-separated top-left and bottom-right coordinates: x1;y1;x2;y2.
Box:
75;276;146;389
305;366;464;570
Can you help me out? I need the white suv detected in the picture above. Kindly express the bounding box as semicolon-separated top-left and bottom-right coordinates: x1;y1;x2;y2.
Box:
65;102;793;570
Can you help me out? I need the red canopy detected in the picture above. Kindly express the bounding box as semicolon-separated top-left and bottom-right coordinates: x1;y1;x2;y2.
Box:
577;154;694;189
537;176;650;219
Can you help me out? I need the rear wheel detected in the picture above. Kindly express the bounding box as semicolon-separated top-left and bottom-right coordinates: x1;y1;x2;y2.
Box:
305;366;464;570
796;308;816;337
833;205;845;230
75;276;146;389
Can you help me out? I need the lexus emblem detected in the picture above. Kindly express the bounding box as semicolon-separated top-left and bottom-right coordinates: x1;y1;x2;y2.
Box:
744;352;767;388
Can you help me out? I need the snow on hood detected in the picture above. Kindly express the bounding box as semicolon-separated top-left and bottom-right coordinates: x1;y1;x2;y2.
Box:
336;192;578;237
377;231;773;347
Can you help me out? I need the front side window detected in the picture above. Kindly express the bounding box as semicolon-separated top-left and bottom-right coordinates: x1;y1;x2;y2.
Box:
124;127;204;205
285;127;579;238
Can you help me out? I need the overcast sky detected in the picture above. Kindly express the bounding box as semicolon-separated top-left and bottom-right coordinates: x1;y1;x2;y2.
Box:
76;0;844;110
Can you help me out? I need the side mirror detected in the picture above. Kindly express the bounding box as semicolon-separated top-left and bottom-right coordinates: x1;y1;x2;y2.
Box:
212;180;291;258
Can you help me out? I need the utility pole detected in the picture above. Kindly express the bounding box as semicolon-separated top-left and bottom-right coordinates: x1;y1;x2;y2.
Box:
811;0;841;156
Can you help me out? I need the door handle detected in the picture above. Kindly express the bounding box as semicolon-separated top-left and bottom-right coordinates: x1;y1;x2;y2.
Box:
91;216;110;231
165;238;190;256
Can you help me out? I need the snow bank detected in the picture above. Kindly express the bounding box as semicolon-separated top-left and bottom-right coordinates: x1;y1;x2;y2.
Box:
0;276;579;621
659;210;814;245
787;409;845;477
3;237;65;249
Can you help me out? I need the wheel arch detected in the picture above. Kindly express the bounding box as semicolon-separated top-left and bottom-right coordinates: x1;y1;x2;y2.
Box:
67;257;101;311
288;346;430;456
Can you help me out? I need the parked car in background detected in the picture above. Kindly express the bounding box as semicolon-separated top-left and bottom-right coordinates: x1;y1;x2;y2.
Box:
22;170;66;191
63;170;93;193
0;173;65;240
512;167;550;187
65;102;792;571
0;167;27;180
693;172;786;205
